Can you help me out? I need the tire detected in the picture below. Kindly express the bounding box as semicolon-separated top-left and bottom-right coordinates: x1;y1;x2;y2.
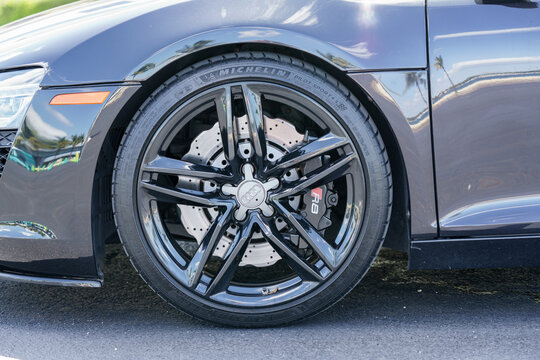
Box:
112;52;392;327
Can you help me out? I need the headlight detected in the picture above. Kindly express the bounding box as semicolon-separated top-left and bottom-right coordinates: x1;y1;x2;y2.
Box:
0;68;45;129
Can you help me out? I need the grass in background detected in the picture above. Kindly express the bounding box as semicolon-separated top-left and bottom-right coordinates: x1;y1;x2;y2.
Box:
0;0;78;26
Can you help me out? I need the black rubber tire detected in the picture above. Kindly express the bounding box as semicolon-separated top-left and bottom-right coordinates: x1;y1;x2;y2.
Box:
112;52;392;327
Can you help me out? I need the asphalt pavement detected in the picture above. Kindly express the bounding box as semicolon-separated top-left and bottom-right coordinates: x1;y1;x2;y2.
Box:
0;245;538;360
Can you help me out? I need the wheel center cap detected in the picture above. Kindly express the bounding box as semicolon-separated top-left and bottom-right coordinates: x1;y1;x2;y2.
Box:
237;180;266;208
221;163;280;220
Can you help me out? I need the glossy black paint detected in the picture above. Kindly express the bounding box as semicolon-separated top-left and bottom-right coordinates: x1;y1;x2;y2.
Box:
136;81;364;305
428;0;540;236
0;271;101;287
409;236;540;270
0;0;427;85
350;71;435;238
0;0;538;283
0;85;139;278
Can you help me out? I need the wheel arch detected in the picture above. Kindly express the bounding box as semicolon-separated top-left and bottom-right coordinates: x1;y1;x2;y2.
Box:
126;27;368;82
92;44;412;273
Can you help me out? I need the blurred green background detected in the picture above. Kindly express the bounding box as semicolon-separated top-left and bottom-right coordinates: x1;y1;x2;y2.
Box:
0;0;78;26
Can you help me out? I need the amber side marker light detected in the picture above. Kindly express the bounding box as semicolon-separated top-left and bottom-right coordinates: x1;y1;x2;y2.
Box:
50;91;110;105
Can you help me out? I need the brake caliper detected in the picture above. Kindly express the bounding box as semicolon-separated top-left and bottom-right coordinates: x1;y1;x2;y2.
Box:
301;157;338;232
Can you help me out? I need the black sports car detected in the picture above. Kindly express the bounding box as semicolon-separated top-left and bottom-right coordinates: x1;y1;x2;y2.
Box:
0;0;538;326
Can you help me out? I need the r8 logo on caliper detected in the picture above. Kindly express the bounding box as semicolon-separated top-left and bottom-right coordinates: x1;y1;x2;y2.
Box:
302;186;335;232
311;187;323;215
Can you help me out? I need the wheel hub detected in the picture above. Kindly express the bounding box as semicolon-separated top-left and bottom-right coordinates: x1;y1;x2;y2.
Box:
222;163;279;220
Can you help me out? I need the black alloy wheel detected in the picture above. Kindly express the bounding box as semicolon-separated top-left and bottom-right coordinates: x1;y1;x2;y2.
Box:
113;52;392;326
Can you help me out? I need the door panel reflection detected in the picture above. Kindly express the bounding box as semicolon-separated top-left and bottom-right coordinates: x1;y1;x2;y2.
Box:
429;0;540;235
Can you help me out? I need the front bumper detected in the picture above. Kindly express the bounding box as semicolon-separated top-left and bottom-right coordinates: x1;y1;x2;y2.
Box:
0;84;139;282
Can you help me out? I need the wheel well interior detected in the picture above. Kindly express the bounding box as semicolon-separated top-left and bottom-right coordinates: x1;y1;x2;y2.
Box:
92;43;411;273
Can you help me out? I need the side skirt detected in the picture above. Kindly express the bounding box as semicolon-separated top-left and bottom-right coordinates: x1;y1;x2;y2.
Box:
409;235;540;270
0;272;102;287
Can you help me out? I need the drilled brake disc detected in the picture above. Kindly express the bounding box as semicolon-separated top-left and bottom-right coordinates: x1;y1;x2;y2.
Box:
178;115;304;267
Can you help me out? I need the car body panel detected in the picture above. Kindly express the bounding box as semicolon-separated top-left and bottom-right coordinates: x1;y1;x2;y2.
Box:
0;0;539;283
410;235;540;270
428;0;540;236
350;71;436;238
0;85;139;278
0;0;427;86
0;0;430;280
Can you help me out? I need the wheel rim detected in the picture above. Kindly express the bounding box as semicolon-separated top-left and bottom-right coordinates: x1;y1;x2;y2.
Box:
136;81;366;308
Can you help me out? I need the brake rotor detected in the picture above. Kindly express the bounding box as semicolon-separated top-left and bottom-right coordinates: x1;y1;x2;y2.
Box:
178;115;304;267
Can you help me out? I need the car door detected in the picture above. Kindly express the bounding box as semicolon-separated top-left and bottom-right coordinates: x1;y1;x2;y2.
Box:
428;0;540;236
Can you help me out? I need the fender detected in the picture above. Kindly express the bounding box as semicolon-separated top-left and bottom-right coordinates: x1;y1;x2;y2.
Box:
350;71;437;238
127;26;374;81
0;0;431;280
126;22;427;82
0;0;427;86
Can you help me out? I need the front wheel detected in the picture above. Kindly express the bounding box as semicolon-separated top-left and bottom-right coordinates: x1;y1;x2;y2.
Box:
112;52;392;327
